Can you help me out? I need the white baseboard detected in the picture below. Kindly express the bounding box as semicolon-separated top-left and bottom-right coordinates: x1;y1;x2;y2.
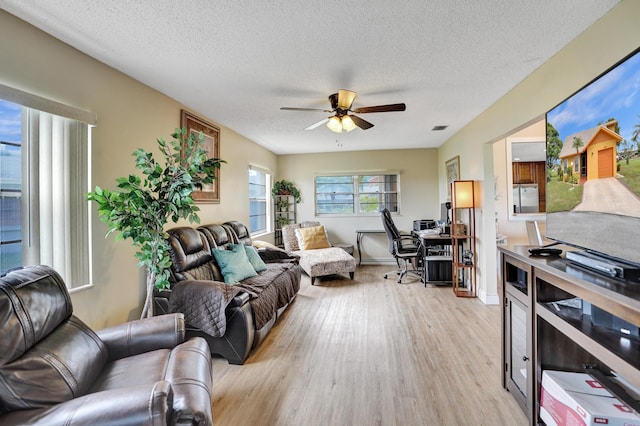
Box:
358;259;396;265
478;288;500;305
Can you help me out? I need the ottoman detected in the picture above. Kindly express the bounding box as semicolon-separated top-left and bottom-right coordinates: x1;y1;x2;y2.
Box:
296;247;357;285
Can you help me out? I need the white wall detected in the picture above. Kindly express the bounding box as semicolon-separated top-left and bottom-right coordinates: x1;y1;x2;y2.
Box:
0;10;278;327
437;0;640;304
277;148;440;263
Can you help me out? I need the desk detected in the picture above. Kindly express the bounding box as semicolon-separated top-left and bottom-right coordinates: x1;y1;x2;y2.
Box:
355;229;386;265
413;231;457;286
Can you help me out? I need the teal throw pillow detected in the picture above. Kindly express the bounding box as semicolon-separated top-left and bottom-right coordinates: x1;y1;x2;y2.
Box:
236;244;267;272
212;245;258;284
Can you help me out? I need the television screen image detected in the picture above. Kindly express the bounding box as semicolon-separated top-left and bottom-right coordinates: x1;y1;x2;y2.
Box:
545;47;640;266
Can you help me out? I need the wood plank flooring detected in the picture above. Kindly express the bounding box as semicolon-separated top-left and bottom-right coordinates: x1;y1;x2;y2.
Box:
211;265;527;425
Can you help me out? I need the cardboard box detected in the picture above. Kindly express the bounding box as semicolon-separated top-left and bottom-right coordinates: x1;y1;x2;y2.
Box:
540;370;640;426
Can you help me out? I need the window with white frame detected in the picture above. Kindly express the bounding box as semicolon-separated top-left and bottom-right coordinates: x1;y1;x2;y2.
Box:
248;165;270;234
0;85;95;290
0;101;21;276
315;173;399;215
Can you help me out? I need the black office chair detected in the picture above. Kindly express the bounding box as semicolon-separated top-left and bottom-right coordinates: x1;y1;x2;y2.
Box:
380;208;422;283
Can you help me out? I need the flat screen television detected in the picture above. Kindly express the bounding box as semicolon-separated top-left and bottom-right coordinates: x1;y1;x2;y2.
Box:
545;47;640;268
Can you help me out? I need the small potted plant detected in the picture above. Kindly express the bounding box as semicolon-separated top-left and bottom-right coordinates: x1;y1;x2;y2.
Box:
272;179;301;203
275;215;290;229
275;197;289;211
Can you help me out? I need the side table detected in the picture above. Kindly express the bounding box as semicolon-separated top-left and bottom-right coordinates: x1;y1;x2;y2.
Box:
355;229;386;265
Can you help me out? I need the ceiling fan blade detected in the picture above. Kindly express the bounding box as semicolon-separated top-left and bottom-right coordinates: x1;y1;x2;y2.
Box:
351;114;374;130
281;107;332;112
353;103;406;114
338;89;356;110
304;118;329;130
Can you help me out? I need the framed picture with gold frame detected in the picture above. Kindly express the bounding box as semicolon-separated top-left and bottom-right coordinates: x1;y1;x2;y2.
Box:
180;110;220;203
445;155;460;199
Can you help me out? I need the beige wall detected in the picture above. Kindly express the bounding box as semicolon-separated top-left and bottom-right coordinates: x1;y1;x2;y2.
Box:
0;11;278;328
277;149;440;262
438;0;640;303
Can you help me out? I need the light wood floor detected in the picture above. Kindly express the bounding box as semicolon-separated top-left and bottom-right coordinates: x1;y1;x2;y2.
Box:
211;265;527;425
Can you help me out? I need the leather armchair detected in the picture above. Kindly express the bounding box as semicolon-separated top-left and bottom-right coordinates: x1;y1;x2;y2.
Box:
0;265;213;426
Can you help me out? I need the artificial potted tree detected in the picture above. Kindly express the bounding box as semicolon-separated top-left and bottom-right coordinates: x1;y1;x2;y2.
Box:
88;128;224;318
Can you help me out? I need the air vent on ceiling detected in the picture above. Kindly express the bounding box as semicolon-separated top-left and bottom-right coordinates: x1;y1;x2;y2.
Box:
432;125;448;131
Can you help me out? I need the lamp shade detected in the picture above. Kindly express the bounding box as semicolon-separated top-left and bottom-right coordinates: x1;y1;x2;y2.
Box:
327;116;342;133
341;115;357;132
452;180;474;208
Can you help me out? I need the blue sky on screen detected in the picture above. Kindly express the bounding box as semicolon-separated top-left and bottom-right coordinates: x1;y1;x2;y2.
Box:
547;50;640;143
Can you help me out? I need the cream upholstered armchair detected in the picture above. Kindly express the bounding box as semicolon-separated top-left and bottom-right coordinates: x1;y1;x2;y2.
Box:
281;221;356;285
281;221;354;255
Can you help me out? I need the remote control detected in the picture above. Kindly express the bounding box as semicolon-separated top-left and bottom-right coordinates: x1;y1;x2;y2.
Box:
528;247;563;257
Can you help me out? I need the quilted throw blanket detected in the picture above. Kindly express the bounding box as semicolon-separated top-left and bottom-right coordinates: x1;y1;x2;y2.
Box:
235;276;278;331
168;263;300;337
238;263;300;329
169;280;242;337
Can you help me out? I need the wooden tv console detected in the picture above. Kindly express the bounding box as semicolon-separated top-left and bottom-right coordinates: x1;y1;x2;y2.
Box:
498;245;640;424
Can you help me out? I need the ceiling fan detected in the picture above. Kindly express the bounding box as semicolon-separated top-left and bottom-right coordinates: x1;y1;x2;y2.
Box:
280;89;406;133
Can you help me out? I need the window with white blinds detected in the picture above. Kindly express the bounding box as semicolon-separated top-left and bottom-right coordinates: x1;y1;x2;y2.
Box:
21;109;92;289
0;84;94;289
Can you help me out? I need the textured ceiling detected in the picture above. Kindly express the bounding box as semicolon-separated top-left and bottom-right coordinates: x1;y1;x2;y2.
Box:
0;1;621;154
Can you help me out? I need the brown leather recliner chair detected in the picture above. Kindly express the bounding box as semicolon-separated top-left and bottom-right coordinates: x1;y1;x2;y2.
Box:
0;265;213;425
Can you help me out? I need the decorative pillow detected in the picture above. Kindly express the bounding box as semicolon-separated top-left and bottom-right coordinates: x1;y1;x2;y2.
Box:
212;245;258;284
281;224;301;251
231;244;267;273
252;240;279;250
295;225;331;250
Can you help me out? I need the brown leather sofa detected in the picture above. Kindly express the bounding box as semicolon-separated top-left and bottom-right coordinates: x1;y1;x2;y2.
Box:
156;221;301;365
0;265;213;426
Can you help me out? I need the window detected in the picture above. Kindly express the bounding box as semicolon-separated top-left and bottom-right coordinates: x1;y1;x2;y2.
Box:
0;102;21;276
315;173;399;215
248;166;270;234
0;85;95;290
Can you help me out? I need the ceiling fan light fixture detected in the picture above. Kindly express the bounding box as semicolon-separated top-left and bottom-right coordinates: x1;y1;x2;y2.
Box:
327;116;343;133
282;89;406;133
341;115;357;132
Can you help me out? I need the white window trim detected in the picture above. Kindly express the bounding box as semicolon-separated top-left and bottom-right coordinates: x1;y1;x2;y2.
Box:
248;164;271;235
0;83;97;126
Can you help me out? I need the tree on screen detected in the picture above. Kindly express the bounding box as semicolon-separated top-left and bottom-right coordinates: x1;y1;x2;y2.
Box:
546;122;562;171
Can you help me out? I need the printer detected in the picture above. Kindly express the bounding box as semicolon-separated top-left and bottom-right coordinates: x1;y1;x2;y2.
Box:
413;219;437;231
